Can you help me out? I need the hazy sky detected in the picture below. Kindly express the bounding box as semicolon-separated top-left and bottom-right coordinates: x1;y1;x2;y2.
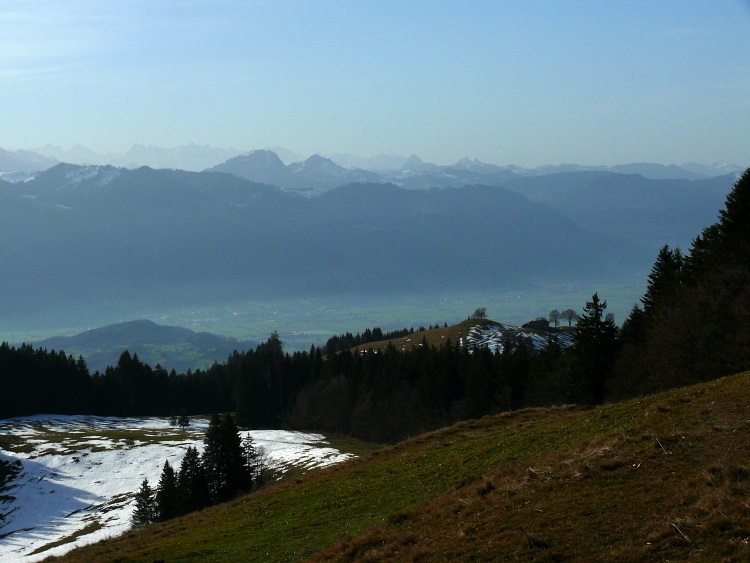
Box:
2;0;749;166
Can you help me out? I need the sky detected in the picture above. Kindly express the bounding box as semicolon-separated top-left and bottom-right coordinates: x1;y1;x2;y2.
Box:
1;0;749;167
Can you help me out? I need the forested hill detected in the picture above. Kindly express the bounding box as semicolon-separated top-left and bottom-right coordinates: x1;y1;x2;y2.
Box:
0;164;650;325
33;319;257;373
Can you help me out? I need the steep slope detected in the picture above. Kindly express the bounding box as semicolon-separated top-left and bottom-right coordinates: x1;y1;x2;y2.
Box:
56;371;750;562
207;149;293;187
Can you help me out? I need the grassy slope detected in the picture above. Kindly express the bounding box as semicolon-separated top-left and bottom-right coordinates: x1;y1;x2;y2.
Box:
55;372;750;562
348;318;574;355
348;318;490;354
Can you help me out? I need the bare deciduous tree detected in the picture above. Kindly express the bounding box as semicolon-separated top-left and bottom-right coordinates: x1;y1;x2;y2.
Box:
549;309;561;327
472;307;487;319
562;309;578;326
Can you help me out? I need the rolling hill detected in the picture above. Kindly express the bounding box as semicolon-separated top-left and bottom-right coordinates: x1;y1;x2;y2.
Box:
55;370;750;561
33;320;256;373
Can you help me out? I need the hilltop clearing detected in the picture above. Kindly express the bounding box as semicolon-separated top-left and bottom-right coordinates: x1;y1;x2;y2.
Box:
56;370;750;561
347;318;574;355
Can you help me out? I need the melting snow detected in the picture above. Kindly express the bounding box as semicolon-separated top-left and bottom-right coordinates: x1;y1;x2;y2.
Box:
0;171;35;183
465;323;574;354
0;415;354;561
60;166;120;190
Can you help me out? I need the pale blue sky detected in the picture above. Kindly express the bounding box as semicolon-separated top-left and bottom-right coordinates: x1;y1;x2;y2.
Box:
1;0;749;166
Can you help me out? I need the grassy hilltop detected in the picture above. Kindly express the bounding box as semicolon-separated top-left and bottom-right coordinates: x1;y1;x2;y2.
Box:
55;370;750;562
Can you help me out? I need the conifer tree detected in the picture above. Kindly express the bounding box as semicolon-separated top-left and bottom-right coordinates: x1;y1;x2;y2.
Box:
222;414;250;496
154;460;178;522
242;434;260;487
570;293;619;404
177;446;209;514
641;245;683;315
717;168;750;266
132;478;155;526
202;414;249;503
682;224;720;285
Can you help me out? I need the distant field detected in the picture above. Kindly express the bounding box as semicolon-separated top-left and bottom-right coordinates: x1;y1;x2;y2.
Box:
1;282;643;355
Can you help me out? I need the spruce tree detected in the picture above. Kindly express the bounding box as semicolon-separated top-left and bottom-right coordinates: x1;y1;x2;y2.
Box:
717;168;750;266
154;460;178;522
202;414;249;503
570;293;619;404
202;413;225;502
132;478;155;526
641;245;683;315
222;414;250;496
682;224;720;285
177;446;209;514
242;434;260;487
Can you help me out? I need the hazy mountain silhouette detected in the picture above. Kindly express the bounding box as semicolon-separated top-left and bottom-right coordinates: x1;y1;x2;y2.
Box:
499;171;734;250
0;148;57;172
0;164;654;326
35;319;256;373
208;151;383;192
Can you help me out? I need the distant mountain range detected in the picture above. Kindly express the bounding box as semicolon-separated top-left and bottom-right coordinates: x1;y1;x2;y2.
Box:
33;319;256;373
206;149;744;194
1;144;744;186
0;161;737;332
207;150;384;192
0;147;58;173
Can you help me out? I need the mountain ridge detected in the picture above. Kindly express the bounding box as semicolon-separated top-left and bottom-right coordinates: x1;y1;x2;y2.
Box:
0;162;734;333
3;144;743;183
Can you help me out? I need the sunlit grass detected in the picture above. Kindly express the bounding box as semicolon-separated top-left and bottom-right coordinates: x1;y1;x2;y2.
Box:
56;372;750;562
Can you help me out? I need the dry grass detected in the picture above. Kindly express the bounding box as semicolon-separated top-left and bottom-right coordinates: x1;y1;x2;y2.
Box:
348;318;493;354
53;372;750;562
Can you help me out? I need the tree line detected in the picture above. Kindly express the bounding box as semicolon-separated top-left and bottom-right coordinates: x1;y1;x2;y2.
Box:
323;324;447;354
0;345;235;419
0;329;568;442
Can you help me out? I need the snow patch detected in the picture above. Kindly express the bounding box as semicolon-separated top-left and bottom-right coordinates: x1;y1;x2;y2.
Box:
0;415;353;561
60;166;120;190
0;171;35;183
464;323;574;355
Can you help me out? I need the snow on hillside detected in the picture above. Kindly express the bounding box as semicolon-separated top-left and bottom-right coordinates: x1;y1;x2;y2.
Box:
0;415;354;561
0;171;35;183
464;323;574;354
61;165;120;190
